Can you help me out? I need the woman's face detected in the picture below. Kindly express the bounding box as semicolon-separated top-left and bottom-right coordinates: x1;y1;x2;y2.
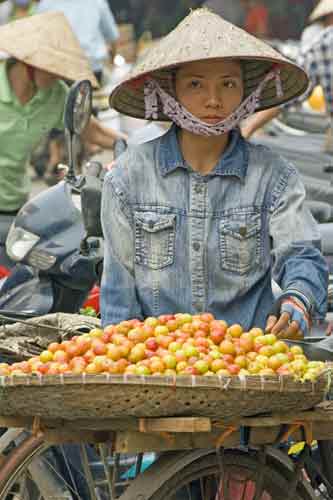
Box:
175;59;244;125
33;68;59;90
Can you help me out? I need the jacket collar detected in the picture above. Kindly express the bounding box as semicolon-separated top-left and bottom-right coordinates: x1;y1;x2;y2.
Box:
0;61;13;104
158;124;249;179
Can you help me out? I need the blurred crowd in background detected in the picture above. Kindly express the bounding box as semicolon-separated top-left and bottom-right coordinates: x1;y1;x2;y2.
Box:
0;0;320;42
110;0;318;41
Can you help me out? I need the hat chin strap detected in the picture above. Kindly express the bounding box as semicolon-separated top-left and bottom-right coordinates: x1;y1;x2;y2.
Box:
25;64;37;86
144;68;283;136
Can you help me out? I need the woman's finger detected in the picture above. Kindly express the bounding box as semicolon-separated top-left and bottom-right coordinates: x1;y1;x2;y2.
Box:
270;312;291;335
265;315;278;333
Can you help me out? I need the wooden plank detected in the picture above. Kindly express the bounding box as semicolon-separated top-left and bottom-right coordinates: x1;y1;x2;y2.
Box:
42;430;112;445
139;417;211;433
0;416;33;428
114;430;239;453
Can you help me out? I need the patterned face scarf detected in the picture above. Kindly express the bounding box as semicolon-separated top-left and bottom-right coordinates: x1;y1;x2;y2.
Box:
144;67;283;136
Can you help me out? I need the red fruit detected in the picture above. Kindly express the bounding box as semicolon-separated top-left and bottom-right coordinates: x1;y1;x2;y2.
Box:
192;319;210;333
239;334;254;353
176;361;188;373
234;355;247;369
219;341;236;356
194;360;209;374
276;366;291;376
101;331;112;343
188;356;199;366
235;346;246;356
150;359;166;373
128;344;146;363
142;325;155;338
103;324;116;336
227;324;243;338
211;359;227;373
128;327;145;343
112;333;127;346
114;358;129;373
47;362;60;375
83;349;95;363
89;328;104;339
58;363;70;374
36;362;51;375
115;321;131;335
194;337;210;348
181;323;195;334
107;344;122;361
70;360;86;374
200;313;215;323
210;320;227;331
228;364;240;375
129;318;142;328
163;354;177;369
158;314;174;324
158;335;173;349
69;356;86;368
75;336;91;355
18;361;31;374
154;325;169;336
246;351;258;362
166;319;178;331
65;343;81;359
91;339;107;355
221;354;234;364
145;349;157;359
48;342;61;353
156;347;169;358
118;343;131;358
210;328;226;345
184;366;199;375
197;346;208;354
194;329;208;339
145;338;158;351
86;362;101;374
53;350;69;363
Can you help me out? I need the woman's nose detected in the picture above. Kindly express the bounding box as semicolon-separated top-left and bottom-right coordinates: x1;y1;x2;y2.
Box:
206;87;221;108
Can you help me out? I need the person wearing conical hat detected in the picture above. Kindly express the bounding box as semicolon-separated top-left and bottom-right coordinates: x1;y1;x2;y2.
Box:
10;0;37;21
301;0;333;50
36;0;119;85
242;0;333;141
100;9;328;340
0;11;126;268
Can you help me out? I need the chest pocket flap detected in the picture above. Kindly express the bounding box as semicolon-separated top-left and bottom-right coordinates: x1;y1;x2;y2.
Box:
219;211;261;275
135;212;176;269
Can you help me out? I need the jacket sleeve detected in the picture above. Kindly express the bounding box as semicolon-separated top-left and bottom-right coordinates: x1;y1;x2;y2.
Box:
100;169;143;327
269;167;328;319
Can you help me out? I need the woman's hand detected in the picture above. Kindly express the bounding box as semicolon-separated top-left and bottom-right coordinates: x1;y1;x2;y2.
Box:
265;296;310;340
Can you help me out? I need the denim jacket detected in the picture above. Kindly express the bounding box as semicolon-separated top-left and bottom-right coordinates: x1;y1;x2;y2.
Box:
101;125;328;329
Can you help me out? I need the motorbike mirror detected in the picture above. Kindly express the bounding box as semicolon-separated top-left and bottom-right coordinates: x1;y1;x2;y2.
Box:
64;80;92;183
64;80;92;136
323;165;333;174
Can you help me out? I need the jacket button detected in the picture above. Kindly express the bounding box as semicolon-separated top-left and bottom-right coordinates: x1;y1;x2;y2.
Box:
192;242;200;252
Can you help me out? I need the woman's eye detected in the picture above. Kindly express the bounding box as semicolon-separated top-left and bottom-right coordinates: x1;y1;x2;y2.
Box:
223;80;237;89
189;80;201;89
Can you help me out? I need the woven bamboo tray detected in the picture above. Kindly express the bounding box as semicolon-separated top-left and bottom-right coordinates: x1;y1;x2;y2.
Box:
0;371;330;421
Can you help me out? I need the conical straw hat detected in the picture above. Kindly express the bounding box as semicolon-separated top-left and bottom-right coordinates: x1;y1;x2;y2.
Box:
0;11;98;87
110;9;308;120
309;0;333;23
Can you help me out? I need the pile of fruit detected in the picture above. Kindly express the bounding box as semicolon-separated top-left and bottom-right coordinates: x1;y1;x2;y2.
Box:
0;313;325;380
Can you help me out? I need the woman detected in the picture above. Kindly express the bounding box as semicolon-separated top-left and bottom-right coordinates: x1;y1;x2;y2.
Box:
101;8;328;339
